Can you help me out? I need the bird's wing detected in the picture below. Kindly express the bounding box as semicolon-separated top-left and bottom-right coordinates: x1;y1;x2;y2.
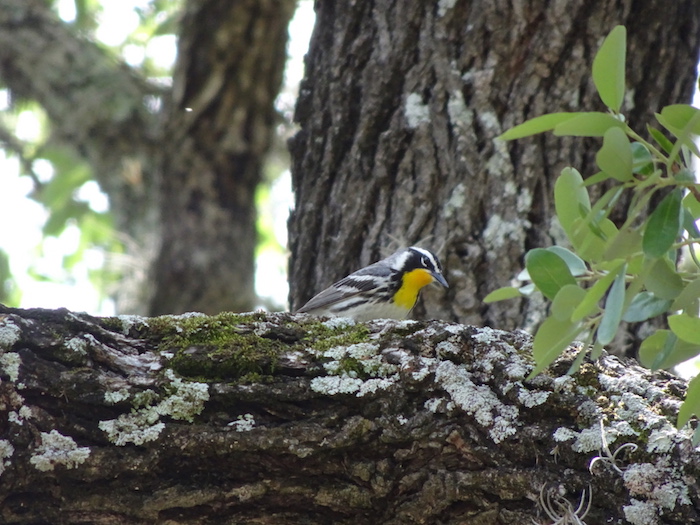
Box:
296;263;394;313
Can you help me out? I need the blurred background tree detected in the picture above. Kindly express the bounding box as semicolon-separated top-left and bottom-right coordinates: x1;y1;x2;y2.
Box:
0;0;301;315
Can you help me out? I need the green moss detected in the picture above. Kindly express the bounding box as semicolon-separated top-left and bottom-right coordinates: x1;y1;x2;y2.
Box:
98;316;132;332
303;323;370;352
574;363;601;389
150;313;372;383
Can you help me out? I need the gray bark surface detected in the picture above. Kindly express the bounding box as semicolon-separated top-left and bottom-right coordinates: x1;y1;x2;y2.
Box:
288;0;700;335
0;305;697;524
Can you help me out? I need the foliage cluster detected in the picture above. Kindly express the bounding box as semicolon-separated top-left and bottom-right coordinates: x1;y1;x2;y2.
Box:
486;26;700;440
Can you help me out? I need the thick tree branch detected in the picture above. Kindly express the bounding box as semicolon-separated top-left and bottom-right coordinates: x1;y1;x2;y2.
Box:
0;0;160;207
0;305;697;524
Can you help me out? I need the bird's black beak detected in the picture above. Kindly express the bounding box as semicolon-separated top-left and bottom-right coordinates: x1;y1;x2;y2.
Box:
432;271;449;288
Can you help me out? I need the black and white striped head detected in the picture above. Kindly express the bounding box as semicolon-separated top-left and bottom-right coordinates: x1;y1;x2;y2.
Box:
386;247;448;288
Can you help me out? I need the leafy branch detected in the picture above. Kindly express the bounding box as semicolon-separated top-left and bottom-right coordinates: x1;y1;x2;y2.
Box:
485;26;700;441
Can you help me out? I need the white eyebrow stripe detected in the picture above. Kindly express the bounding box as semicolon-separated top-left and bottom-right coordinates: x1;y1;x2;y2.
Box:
409;247;438;268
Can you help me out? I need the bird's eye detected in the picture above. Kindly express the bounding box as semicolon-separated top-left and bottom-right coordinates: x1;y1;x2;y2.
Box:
421;256;430;268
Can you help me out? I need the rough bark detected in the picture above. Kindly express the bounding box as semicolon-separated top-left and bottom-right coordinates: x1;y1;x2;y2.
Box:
288;0;700;334
0;0;295;315
0;305;697;524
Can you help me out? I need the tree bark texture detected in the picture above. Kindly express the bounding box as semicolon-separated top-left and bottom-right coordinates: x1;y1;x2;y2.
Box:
288;0;700;333
0;0;295;316
0;305;698;524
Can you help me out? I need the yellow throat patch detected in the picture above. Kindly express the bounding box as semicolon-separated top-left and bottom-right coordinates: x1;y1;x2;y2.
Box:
393;268;434;310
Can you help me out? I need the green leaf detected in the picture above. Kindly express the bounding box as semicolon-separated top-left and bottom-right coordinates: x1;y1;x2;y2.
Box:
583;171;612;186
646;331;695;370
672;277;700;313
630;142;653;175
678;375;700;430
596;126;632;181
571;260;625;321
622;292;672;322
659;104;700;135
484;286;523;303
592;26;626;112
638;330;669;368
43;201;91;237
682;208;700;241
553;112;626;137
499;113;581;140
525;249;577;301
571;215;618;262
668;314;700;345
656;110;700;164
567;345;590;374
551;284;587;321
674;167;697;184
546;246;588;276
643;257;684;300
555;168;589;235
650;332;677;371
590;340;604;361
603;227;642;261
683;192;700;221
642;190;682;258
530;317;583;377
647;125;674;155
597;264;627;345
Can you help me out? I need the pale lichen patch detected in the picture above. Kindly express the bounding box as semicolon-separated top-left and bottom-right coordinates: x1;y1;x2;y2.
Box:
99;409;165;446
29;430;90;472
0;438;14;476
623;460;690;511
65;336;89;355
437;0;457;17
444;182;467;219
0;319;21;349
646;426;677;454
310;376;363;395
157;369;209;422
228;413;256;432
436;360;517;443
99;370;208;445
357;377;398;397
404;93;430;128
0;352;21;382
517;388;550;408
572;420;637;454
623;499;660;525
117;314;149;334
553;427;577;442
322;317;356;329
104;388;130;404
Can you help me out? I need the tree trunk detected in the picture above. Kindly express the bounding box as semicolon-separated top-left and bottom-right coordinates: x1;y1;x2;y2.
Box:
149;0;296;316
288;0;700;334
0;0;295;316
0;304;697;524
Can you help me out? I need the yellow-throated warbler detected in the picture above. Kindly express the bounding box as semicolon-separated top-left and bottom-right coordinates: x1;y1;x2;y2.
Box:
297;247;448;321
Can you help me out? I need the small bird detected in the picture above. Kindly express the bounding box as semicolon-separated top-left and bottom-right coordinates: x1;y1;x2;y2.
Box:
297;247;448;321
